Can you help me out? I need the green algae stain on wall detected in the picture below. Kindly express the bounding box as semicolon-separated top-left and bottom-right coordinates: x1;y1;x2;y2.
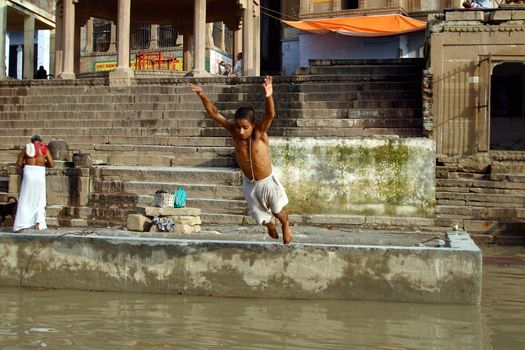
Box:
271;138;435;217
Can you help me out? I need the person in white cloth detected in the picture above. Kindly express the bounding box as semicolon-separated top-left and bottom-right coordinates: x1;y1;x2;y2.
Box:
13;135;54;231
189;76;292;244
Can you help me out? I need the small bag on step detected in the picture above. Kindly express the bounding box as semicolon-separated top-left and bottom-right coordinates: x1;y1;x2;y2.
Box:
173;187;187;208
154;190;174;208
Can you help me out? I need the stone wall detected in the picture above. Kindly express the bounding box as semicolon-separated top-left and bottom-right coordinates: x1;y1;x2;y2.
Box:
429;9;525;156
272;137;436;217
0;230;482;304
8;161;92;208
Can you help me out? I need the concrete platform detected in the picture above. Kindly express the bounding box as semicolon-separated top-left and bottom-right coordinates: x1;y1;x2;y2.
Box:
0;226;481;305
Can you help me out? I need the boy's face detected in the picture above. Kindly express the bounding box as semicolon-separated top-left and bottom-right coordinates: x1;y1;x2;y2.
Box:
234;118;255;140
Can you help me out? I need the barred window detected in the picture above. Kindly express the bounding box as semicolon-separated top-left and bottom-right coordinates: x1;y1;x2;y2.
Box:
93;18;111;52
212;23;233;53
158;25;178;48
132;25;151;50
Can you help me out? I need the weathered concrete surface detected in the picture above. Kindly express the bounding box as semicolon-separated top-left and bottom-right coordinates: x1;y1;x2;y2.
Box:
0;227;481;304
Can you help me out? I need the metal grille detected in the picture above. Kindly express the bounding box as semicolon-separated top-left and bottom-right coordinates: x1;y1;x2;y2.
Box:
212;23;233;53
93;18;111;52
158;25;178;48
132;25;151;50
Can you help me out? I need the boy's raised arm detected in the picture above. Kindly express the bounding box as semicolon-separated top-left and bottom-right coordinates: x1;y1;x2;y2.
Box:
257;76;276;133
189;83;232;130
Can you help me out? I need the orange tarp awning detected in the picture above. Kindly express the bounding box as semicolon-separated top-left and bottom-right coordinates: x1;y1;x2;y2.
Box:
283;14;426;37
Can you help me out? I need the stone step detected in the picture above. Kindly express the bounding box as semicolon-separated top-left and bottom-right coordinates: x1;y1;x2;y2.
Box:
277;118;422;128
350;99;421;109
0;98;421;113
0;106;422;121
0;118;214;129
0;90;421;105
47;205;93;219
436;178;525;191
96;165;242;185
437;205;525;220
101;154;236;167
308;58;425;66
0;126;206;137
0;117;423;132
203;126;423;138
295;67;421;78
102;180;245;200
132;194;246;215
292;81;420;93
436;191;525;205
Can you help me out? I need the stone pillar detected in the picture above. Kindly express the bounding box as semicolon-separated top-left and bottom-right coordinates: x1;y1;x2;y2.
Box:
253;3;260;76
183;28;192;71
109;21;117;52
193;0;207;76
109;0;133;82
243;0;254;76
0;0;7;79
86;17;93;53
53;0;63;77
206;23;214;49
23;15;35;79
150;24;158;50
60;0;76;79
49;29;56;76
233;27;242;62
74;21;81;73
220;23;226;51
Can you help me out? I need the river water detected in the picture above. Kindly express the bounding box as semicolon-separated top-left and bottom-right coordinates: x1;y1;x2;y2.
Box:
0;245;523;350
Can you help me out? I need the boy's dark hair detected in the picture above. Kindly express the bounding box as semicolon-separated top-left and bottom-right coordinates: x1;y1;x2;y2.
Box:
234;107;255;123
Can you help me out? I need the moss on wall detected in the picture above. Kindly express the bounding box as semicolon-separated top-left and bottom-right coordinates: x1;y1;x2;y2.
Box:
271;138;435;217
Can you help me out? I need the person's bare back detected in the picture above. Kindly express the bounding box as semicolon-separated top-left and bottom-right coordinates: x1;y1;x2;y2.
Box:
190;77;292;244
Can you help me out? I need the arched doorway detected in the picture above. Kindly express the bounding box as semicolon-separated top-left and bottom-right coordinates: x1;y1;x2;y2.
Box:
490;62;525;150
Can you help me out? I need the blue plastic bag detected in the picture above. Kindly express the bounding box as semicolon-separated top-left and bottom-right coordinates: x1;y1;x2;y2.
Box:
173;187;187;208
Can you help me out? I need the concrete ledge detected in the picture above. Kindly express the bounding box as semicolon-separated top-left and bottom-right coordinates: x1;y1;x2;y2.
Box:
0;229;481;304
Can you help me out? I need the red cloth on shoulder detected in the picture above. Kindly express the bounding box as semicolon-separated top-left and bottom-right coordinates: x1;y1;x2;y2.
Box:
33;141;48;157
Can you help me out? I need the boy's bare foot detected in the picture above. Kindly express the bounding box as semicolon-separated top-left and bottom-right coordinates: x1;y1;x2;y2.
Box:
35;223;40;230
282;223;292;245
265;222;279;239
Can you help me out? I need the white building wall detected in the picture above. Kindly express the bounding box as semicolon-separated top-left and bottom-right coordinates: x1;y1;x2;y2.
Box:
37;29;50;71
297;32;426;67
299;32;400;67
281;39;299;76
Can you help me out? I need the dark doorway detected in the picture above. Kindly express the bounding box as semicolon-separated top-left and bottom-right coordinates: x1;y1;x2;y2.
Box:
490;62;525;150
8;45;17;78
260;0;281;75
341;0;359;9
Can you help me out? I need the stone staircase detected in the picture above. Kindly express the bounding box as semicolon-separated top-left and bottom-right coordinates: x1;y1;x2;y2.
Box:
0;59;426;228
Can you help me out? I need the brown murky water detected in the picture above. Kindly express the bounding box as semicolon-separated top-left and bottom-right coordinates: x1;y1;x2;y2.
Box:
0;246;524;349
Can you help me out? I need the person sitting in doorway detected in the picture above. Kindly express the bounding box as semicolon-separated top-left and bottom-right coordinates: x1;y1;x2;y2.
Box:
35;66;48;79
230;52;243;77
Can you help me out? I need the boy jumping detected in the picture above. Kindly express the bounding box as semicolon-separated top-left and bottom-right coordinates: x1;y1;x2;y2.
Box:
189;76;292;244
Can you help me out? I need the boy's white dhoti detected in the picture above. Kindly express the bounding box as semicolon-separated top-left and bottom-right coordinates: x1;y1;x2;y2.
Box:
13;165;47;231
243;173;288;225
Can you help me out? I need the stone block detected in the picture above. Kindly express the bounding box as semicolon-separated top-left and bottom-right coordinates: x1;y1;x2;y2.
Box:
8;174;20;194
78;177;92;206
446;11;484;21
149;224;201;234
491;10;512;21
137;206;201;216
511;10;525;20
127;214;152;232
464;220;498;234
164;216;202;225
